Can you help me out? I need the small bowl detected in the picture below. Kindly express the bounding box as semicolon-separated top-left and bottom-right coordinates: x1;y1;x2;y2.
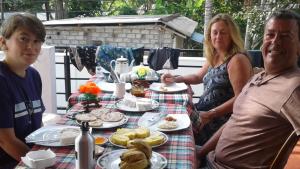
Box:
21;149;56;169
95;145;105;156
94;136;108;145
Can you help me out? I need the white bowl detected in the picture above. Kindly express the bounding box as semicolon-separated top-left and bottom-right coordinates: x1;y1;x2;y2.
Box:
21;149;56;169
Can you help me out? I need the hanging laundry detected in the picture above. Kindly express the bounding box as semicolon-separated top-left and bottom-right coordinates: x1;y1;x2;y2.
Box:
69;46;84;71
95;45;139;72
147;47;180;71
75;45;98;75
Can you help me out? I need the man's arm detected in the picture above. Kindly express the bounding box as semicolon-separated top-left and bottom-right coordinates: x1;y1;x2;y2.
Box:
0;128;30;161
197;124;225;158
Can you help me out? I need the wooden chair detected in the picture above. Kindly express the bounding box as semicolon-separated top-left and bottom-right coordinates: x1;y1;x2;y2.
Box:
270;130;299;169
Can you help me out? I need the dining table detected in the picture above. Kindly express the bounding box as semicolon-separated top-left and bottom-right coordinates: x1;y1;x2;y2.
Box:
15;78;197;169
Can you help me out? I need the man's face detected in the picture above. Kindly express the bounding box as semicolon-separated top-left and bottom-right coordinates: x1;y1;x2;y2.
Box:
262;18;300;74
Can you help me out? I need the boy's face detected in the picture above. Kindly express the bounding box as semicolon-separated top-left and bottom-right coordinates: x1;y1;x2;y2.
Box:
262;18;300;74
1;27;43;67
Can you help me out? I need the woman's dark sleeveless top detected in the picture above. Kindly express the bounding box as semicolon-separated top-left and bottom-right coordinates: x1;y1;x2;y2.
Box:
194;59;234;111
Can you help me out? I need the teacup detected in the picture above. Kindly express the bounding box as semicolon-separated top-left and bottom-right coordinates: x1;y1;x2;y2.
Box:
113;82;126;98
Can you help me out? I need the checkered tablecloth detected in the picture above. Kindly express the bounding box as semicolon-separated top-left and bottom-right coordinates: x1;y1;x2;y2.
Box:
67;78;190;109
16;81;196;169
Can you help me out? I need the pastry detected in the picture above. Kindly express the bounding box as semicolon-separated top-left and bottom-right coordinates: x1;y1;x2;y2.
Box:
134;127;150;138
88;119;103;127
111;128;165;147
143;133;165;146
100;111;124;122
158;121;178;129
110;134;130;146
90;108;110;118
75;113;97;122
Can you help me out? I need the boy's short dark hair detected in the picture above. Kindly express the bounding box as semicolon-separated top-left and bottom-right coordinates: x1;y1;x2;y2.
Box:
0;13;45;42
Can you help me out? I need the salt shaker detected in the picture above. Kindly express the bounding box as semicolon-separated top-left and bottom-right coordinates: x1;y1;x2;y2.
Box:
75;122;95;169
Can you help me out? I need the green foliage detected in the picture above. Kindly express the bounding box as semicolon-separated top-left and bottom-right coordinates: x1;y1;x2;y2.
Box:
4;0;44;13
66;0;102;17
2;0;299;49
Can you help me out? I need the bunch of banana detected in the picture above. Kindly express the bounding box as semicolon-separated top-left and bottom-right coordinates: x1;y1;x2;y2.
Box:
119;140;152;169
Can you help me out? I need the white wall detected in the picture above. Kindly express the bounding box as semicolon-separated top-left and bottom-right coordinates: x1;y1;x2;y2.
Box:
33;45;57;114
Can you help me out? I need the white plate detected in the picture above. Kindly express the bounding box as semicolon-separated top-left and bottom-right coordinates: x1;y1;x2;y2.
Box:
149;83;188;93
97;81;132;92
76;115;128;129
97;149;167;169
108;130;168;148
25;125;80;147
138;113;191;132
115;98;159;112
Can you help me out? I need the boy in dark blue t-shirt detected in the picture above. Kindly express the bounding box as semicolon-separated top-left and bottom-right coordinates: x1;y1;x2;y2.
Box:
0;13;46;168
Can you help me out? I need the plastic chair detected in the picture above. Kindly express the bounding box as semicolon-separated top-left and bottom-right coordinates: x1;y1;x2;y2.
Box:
270;130;299;169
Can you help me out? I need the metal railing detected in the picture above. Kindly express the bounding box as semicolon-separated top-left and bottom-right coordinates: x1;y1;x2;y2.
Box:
55;46;203;110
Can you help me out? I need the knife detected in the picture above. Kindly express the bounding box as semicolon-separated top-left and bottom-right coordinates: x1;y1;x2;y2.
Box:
26;139;59;144
147;113;167;127
109;67;120;83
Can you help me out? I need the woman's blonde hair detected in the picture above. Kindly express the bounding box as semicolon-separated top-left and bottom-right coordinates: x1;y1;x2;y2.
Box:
204;14;245;66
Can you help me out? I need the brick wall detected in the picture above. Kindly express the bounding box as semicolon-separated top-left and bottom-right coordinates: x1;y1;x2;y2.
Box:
44;24;178;48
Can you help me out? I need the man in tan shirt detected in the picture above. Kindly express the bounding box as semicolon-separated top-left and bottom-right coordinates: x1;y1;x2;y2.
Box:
197;9;300;169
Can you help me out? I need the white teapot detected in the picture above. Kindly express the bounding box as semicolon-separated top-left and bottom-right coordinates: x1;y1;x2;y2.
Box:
110;56;134;75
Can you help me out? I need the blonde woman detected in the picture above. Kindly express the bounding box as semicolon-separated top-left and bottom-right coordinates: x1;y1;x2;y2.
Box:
161;14;252;145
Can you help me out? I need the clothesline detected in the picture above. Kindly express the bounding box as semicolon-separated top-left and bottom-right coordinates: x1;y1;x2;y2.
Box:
64;45;203;75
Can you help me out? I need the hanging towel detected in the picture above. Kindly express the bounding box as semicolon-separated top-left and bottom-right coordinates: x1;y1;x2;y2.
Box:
69;46;84;71
76;45;98;75
147;47;180;71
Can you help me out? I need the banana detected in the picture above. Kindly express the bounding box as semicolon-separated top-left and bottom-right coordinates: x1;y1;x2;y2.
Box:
120;149;147;162
120;158;149;169
129;140;152;159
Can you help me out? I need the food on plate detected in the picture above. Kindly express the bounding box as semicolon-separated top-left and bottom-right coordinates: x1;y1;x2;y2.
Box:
136;98;153;111
119;140;152;169
134;127;150;138
159;85;168;92
94;136;107;145
158;121;178;129
90;108;110;118
110;127;165;147
100;111;124;122
165;116;177;121
123;95;137;108
75;113;97;122
121;95;155;111
59;128;80;145
143;132;165;146
110;134;130;146
88;119;103;127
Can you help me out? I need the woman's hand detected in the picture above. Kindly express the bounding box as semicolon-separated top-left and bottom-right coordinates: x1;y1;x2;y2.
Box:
161;73;175;85
199;111;215;129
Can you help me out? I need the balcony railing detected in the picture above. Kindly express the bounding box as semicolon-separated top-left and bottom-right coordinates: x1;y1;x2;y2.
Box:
54;46;204;111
